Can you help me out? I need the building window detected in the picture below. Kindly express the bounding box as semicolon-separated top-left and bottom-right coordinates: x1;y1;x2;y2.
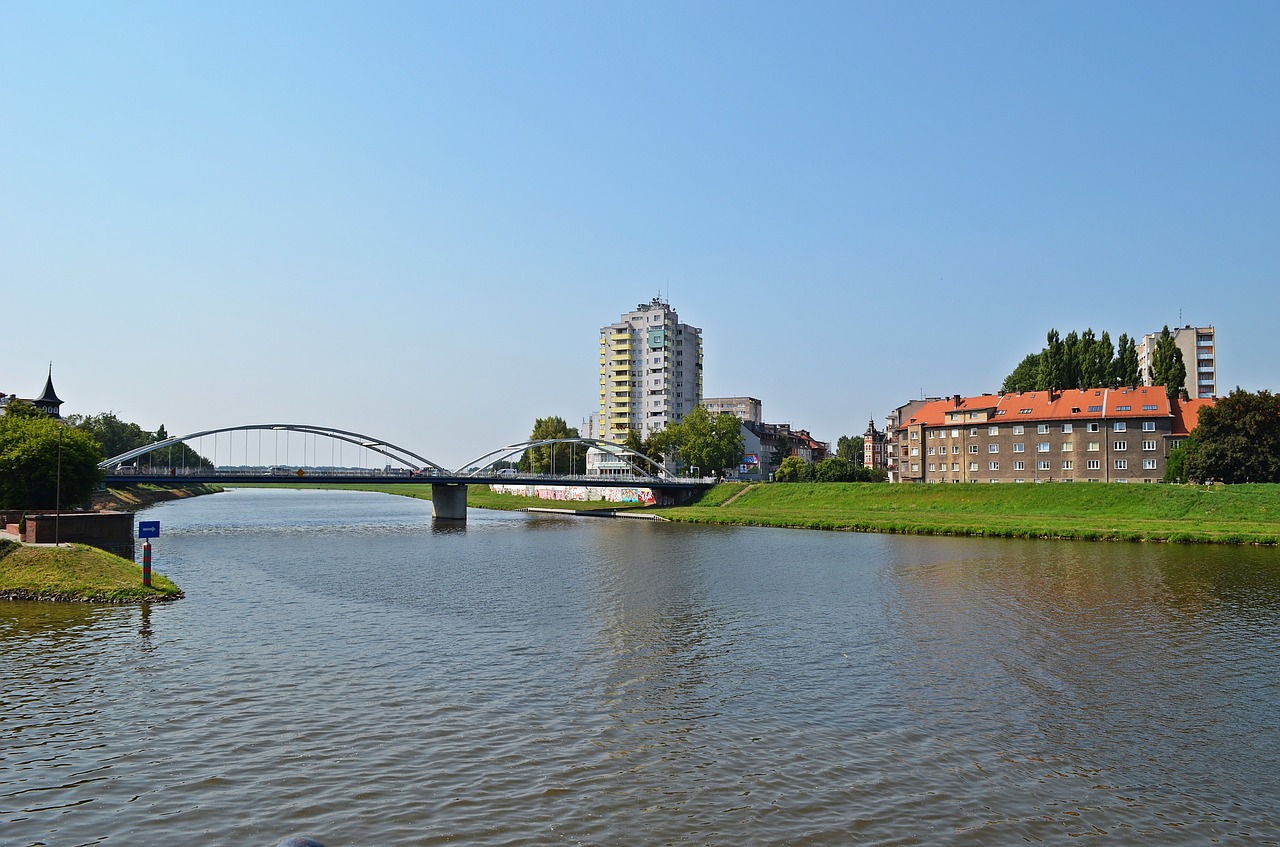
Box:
1114;441;1127;451
1014;461;1025;470
969;428;978;436
1037;443;1050;452
1061;442;1073;452
927;447;935;456
1114;459;1128;470
1114;421;1127;432
1143;440;1157;451
1013;443;1025;453
1013;425;1024;435
1062;460;1073;470
1088;405;1103;412
989;444;999;453
1037;424;1050;434
1143;459;1158;470
969;444;978;454
952;445;960;454
1087;442;1100;452
928;463;935;472
1116;405;1132;412
1062;423;1073;433
969;462;979;471
1143;404;1158;411
1143;421;1156;432
989;461;999;470
952;463;960;472
1087;459;1101;470
988;426;999;435
1039;461;1051;471
951;429;960;438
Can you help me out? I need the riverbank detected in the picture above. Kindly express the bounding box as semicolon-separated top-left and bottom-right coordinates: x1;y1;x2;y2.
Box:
90;482;223;512
0;538;182;602
657;482;1280;544
223;480;1280;544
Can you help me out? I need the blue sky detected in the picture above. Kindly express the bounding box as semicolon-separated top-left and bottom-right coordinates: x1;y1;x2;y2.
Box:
3;2;1277;469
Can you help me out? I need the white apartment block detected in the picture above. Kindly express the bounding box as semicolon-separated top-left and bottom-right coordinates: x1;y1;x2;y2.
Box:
599;297;704;442
1136;325;1216;399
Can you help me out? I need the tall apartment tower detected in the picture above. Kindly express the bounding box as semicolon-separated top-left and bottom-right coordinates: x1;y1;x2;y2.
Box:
1136;325;1216;398
599;297;703;442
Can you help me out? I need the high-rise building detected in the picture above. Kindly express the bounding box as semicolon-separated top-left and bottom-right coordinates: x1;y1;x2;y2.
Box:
1136;325;1216;398
599;297;703;442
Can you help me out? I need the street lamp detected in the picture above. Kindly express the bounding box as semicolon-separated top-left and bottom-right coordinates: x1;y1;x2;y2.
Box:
55;423;62;547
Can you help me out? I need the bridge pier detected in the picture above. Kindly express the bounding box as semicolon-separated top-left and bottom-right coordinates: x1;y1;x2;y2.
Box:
431;483;468;522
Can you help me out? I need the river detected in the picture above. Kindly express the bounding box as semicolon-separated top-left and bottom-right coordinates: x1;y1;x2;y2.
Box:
3;488;1279;845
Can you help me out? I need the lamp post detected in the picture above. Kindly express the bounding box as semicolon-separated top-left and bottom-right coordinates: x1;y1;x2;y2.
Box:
55;423;62;547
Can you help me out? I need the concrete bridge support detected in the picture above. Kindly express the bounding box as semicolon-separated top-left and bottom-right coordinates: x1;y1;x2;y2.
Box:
431;483;468;522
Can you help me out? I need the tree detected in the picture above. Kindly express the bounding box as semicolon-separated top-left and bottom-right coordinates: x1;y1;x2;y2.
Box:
1182;389;1280;483
835;435;864;464
0;404;104;509
1149;325;1188;399
1164;440;1188;484
774;455;811;482
1037;329;1066;390
670;407;744;476
1002;353;1042;393
1081;330;1114;389
519;416;586;474
1113;333;1141;386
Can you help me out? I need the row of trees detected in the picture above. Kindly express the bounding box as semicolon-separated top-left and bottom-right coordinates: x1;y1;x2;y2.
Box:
68;412;210;470
1002;328;1144;394
776;456;886;483
1000;326;1190;400
1166;389;1280;484
0;405;202;509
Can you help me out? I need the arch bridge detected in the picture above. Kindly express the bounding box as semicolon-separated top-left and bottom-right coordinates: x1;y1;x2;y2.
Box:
100;425;711;522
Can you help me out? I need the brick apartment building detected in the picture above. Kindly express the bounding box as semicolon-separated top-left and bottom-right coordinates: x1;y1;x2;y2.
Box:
895;386;1211;483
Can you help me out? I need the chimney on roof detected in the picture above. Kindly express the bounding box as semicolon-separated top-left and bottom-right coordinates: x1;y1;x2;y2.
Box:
953;394;961;408
1049;387;1058;401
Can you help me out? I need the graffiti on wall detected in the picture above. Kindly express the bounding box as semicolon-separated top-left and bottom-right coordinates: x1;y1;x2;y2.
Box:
489;484;655;505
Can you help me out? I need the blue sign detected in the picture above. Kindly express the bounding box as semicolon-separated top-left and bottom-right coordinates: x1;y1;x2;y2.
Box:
138;521;160;539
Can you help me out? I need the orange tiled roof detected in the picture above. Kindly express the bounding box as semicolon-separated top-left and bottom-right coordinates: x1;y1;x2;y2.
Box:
1171;398;1214;436
899;388;1213;431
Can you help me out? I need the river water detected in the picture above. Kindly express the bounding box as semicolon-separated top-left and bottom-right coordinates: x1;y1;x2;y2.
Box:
3;488;1279;846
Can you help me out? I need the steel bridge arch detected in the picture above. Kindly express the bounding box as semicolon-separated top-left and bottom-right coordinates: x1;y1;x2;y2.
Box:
98;424;449;473
459;438;675;480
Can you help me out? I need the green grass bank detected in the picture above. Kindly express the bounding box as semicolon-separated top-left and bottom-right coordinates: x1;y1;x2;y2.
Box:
0;539;183;603
658;482;1280;544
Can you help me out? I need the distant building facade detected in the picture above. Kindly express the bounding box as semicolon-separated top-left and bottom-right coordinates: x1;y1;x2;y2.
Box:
1136;325;1216;399
734;421;829;481
893;387;1211;484
599;298;703;443
702;396;763;425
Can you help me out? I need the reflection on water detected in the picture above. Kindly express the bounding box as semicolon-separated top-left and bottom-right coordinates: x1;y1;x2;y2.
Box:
2;489;1279;846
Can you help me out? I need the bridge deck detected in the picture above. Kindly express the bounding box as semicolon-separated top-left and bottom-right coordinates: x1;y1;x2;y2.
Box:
103;473;711;490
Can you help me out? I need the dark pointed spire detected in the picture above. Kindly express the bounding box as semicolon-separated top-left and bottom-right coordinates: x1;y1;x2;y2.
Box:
34;364;62;417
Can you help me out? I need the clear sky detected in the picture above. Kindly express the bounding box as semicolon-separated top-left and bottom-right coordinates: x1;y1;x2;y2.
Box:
3;2;1277;469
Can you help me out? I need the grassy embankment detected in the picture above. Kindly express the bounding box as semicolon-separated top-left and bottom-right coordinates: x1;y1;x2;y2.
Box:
0;538;182;602
658;482;1280;544
91;482;223;511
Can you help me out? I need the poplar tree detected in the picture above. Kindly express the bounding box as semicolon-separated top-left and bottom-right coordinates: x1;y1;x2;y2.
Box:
1149;326;1188;399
